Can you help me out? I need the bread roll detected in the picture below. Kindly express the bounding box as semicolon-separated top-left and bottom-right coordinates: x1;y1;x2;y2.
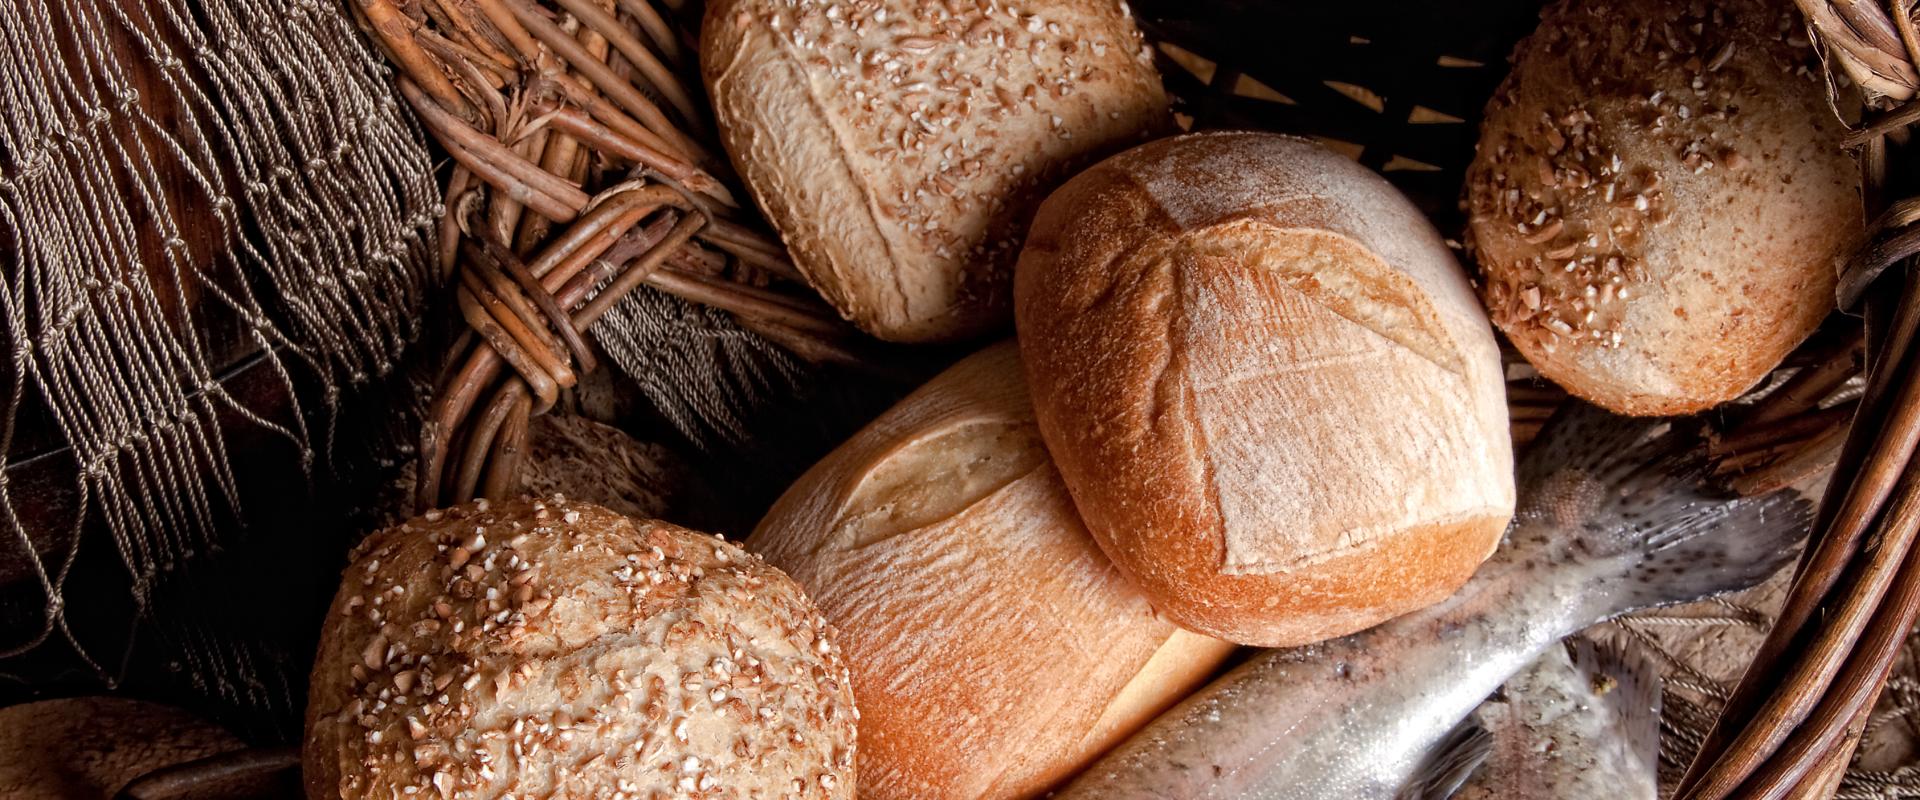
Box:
519;414;684;519
702;0;1167;342
0;697;246;798
1015;131;1516;647
1468;0;1860;415
304;498;856;799
365;413;684;530
749;342;1235;799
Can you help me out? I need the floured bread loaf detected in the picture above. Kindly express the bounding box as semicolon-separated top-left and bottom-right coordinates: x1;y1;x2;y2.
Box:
304;498;857;799
1015;131;1516;647
1468;0;1859;414
750;342;1235;799
702;0;1167;342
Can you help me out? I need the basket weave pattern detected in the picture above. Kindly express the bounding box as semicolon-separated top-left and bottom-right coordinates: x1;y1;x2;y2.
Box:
347;0;864;513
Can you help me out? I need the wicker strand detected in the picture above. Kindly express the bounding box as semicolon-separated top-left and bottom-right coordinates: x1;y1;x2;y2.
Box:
347;0;878;509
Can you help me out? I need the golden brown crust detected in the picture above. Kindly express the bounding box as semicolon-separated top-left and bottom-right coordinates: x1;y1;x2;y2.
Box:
1015;132;1515;647
748;342;1234;800
303;497;856;800
1467;0;1860;415
701;0;1168;342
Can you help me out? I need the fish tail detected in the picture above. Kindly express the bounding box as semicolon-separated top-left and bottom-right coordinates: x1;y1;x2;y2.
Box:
1513;403;1812;626
1567;637;1661;775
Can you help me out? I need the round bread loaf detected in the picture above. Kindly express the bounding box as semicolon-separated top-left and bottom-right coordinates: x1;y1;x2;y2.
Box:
303;498;856;799
0;697;246;798
1467;0;1860;415
750;342;1235;800
702;0;1167;343
1015;131;1516;647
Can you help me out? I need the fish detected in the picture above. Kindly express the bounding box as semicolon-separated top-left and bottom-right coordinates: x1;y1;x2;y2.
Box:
1405;637;1662;800
1398;717;1494;800
1053;405;1810;800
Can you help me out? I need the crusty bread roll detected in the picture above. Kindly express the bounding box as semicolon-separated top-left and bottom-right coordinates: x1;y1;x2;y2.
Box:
1468;0;1860;415
1015;131;1516;647
702;0;1167;342
304;497;856;799
749;342;1236;800
0;697;246;798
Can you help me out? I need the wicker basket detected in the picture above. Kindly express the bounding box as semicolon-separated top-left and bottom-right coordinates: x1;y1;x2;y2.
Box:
111;0;1920;796
347;0;885;514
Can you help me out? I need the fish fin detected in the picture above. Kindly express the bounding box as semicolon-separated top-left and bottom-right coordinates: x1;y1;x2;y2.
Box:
1566;637;1662;777
1513;403;1813;625
1395;714;1492;800
1516;402;1684;497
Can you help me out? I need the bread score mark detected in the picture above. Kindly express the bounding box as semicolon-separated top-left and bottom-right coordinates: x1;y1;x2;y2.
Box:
1167;223;1503;575
829;416;1049;551
710;20;917;324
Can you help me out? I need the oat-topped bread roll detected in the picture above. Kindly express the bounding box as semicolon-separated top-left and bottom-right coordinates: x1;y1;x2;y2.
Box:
702;0;1167;342
304;498;856;799
750;342;1235;800
1468;0;1860;415
1015;131;1516;648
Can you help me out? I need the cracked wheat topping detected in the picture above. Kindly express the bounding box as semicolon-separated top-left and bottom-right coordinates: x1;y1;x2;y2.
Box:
1466;0;1858;415
303;497;856;800
703;0;1166;342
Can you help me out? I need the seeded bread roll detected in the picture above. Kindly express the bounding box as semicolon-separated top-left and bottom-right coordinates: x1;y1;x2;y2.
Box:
1468;0;1860;415
1015;131;1516;647
0;698;247;798
750;342;1236;800
702;0;1167;342
303;498;856;800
